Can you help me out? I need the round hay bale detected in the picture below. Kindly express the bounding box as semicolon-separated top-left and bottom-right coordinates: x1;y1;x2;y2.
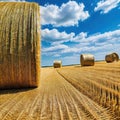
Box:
105;53;119;63
0;2;40;89
80;54;95;66
53;61;62;68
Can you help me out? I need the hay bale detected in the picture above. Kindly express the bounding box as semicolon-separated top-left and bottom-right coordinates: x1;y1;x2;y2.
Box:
0;2;40;89
105;53;119;63
80;54;95;66
53;61;62;68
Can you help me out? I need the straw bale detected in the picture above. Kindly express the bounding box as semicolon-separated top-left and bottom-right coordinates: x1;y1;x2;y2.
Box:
80;54;95;66
0;2;40;89
105;53;119;63
53;61;62;68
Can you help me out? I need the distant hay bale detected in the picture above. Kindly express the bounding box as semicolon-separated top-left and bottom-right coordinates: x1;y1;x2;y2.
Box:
53;61;62;68
105;53;119;63
0;2;40;89
80;54;95;66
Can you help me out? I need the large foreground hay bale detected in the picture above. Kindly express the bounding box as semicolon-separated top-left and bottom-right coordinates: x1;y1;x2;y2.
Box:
80;54;95;66
53;61;62;68
0;2;40;89
105;53;119;63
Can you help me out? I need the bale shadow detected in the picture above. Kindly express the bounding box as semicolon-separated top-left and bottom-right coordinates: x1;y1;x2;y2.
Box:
0;87;37;95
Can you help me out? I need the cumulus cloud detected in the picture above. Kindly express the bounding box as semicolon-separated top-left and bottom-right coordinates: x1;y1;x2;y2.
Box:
42;44;68;52
42;28;120;44
41;28;75;44
41;1;89;26
42;29;120;58
81;29;120;43
94;0;120;14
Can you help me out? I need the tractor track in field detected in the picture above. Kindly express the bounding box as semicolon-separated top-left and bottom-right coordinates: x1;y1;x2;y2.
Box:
0;61;120;120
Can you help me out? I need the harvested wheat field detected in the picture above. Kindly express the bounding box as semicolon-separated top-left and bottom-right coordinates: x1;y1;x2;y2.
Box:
0;61;120;120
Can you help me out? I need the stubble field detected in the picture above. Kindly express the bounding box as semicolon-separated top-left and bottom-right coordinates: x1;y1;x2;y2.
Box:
0;61;120;120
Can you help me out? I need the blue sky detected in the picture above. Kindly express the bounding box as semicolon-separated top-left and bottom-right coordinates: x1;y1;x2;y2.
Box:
1;0;120;66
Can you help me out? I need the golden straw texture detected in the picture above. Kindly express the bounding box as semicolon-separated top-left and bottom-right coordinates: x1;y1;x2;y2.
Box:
105;53;119;63
53;60;62;68
0;2;40;89
80;54;95;66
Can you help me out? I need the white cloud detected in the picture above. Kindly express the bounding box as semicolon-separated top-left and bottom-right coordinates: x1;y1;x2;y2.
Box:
41;28;75;44
42;44;68;52
94;0;120;14
80;29;120;43
42;28;120;45
42;29;120;59
41;1;89;26
72;32;87;42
